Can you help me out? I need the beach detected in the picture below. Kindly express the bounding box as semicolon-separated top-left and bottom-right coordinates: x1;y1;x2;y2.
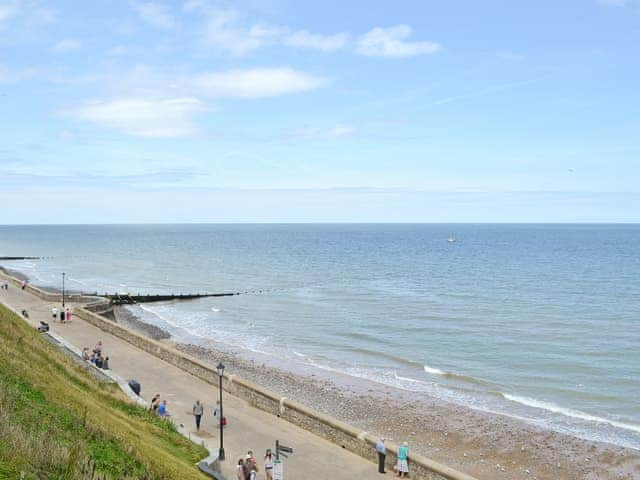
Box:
114;304;640;480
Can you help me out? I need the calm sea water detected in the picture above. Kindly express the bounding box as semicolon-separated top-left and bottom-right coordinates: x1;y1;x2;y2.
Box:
1;224;638;448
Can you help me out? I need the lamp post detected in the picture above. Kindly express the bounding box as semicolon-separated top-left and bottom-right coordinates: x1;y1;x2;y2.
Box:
216;361;225;460
61;272;66;308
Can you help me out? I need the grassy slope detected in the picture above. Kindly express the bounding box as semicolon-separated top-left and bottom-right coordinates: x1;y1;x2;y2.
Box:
0;303;208;480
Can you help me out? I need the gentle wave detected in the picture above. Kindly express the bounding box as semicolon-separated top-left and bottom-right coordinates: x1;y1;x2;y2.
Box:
503;394;640;434
393;372;433;386
423;365;491;386
424;364;445;375
211;307;221;313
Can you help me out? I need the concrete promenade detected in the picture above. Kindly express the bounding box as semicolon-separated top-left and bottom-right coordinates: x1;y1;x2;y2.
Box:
0;281;381;480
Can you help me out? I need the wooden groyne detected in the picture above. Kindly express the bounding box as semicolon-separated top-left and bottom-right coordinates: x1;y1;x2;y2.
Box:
0;256;40;260
104;292;239;305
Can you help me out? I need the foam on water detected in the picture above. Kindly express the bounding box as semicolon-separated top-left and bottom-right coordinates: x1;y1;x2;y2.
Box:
424;364;446;375
503;394;640;434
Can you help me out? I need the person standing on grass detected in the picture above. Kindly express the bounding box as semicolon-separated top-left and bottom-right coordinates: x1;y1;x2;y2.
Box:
376;438;386;474
396;442;409;477
193;400;204;432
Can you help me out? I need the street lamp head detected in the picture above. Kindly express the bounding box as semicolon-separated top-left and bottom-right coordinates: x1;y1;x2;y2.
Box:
217;362;225;377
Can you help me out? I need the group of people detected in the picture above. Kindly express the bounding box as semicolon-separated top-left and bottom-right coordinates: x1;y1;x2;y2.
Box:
51;306;73;323
376;438;410;477
150;394;170;417
0;280;8;289
82;340;109;370
236;449;274;480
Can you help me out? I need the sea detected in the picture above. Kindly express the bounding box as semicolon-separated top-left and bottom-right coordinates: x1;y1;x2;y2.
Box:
0;224;638;449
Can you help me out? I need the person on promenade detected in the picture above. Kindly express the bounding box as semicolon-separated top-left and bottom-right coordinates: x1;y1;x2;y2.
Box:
150;394;160;412
66;308;72;322
236;459;246;480
95;353;104;369
94;341;102;354
245;451;257;478
21;280;26;290
396;442;409;477
376;438;386;474
82;347;90;361
102;356;110;370
248;464;257;480
193;400;204;433
158;400;168;417
52;306;58;321
264;449;274;480
60;309;65;323
214;400;226;427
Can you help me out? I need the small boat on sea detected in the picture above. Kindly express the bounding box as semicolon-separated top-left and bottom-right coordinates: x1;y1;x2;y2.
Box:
447;234;456;243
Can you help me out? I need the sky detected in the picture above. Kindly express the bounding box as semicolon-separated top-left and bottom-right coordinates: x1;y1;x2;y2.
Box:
0;0;639;223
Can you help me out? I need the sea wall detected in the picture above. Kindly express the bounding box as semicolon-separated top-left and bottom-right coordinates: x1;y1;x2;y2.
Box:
0;268;92;304
72;305;477;480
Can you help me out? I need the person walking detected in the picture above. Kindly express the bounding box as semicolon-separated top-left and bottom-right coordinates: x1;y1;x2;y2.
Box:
236;459;246;480
396;442;409;477
376;438;386;474
264;449;274;480
60;309;65;323
66;308;72;322
51;306;58;321
193;400;204;433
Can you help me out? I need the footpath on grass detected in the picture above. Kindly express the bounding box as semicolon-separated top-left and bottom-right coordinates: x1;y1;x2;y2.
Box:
0;278;384;480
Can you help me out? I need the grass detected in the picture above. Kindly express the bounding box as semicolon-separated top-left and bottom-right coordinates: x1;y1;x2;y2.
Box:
0;303;208;480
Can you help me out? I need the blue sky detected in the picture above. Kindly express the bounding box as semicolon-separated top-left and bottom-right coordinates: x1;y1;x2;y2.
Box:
0;0;639;223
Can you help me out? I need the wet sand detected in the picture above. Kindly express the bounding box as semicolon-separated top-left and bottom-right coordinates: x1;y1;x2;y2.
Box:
112;306;640;480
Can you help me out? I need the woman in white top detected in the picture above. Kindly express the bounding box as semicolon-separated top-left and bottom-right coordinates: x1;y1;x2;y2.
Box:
264;449;274;480
236;459;246;480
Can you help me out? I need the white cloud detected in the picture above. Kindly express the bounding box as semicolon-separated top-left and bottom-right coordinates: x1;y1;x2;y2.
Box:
0;1;55;27
71;97;203;137
52;38;81;53
203;9;282;55
192;67;327;98
191;5;349;55
283;30;349;52
133;2;174;29
356;25;440;58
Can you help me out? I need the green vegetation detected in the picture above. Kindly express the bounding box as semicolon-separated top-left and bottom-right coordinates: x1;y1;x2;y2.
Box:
0;303;208;480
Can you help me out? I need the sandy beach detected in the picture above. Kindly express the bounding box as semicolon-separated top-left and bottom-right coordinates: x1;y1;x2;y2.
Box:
112;305;640;480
